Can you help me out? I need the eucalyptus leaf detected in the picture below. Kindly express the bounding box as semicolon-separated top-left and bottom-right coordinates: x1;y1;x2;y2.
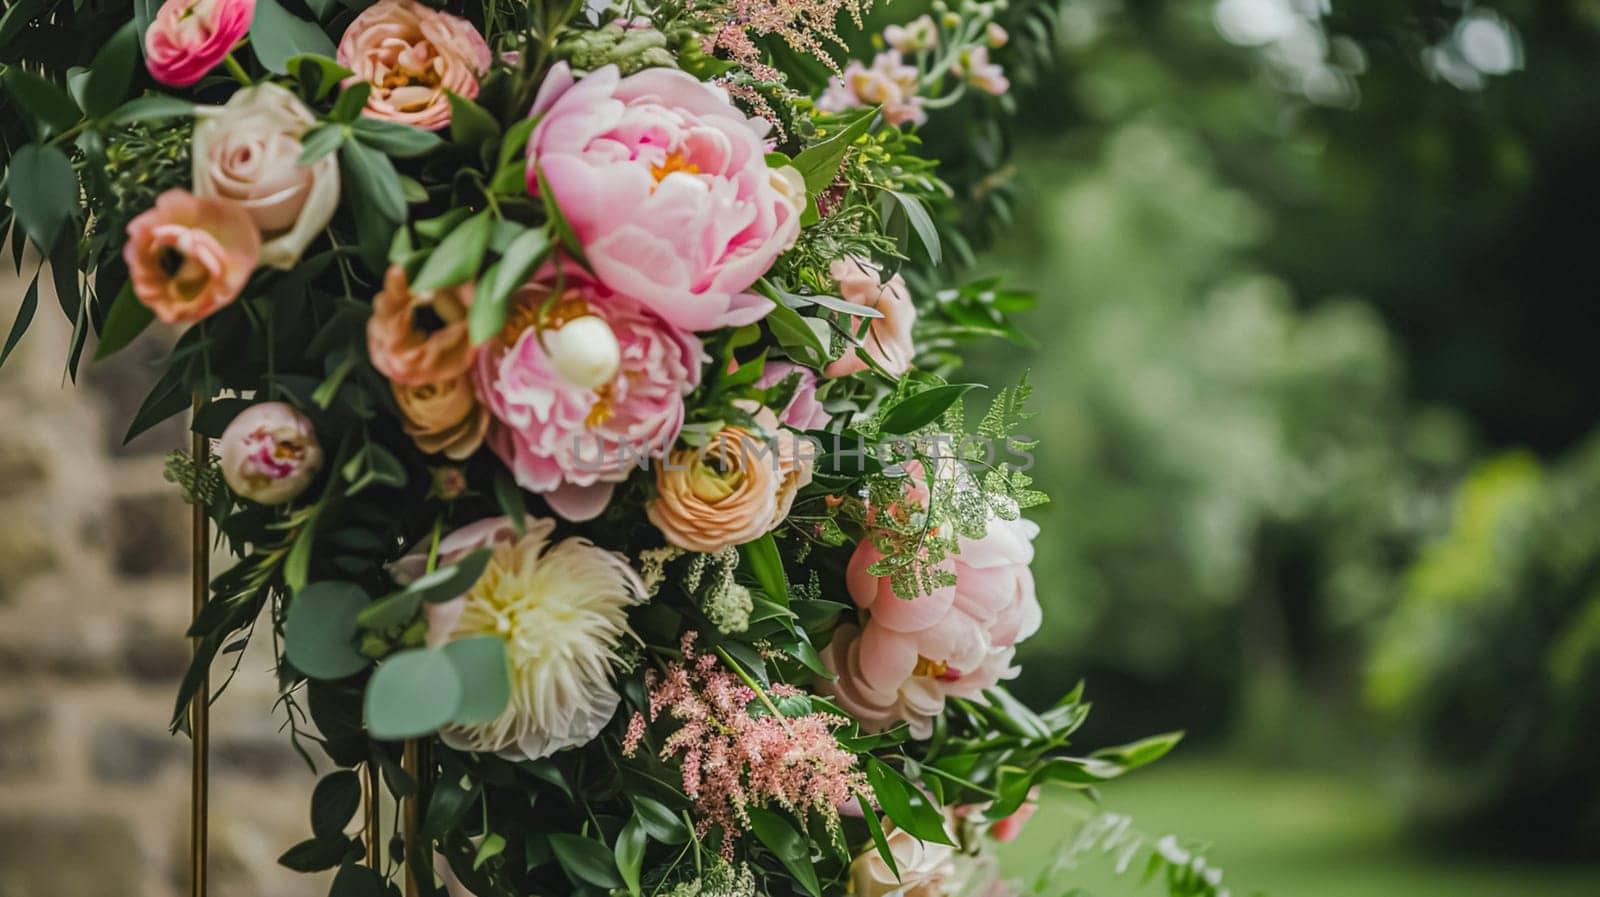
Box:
442;635;510;726
363;648;463;739
109;94;195;123
350;117;442;157
339;138;407;223
284;580;371;680
251;0;338;74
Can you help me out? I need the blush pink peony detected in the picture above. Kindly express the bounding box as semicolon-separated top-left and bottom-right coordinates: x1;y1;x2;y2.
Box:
337;0;492;131
524;63;802;332
474;270;706;521
144;0;255;87
821;507;1040;738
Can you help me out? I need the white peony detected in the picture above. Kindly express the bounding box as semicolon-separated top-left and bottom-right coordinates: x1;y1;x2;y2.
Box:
412;516;645;759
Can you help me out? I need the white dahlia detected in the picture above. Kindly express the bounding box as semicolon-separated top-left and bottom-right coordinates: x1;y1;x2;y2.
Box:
416;516;646;759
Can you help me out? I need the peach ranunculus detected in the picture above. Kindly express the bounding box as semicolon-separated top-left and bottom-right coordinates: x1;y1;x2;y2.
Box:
849;817;957;897
192;83;339;269
143;0;255;87
392;375;489;460
123;189;260;324
336;0;493;131
524;63;802;332
218;401;323;505
475;271;705;522
367;265;475;387
821;507;1041;738
823;257;918;379
648;426;786;553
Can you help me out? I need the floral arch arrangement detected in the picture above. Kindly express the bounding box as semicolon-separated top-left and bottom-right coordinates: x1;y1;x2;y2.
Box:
0;1;1223;896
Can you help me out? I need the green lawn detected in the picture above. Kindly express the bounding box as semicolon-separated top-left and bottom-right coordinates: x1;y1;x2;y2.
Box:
997;757;1600;897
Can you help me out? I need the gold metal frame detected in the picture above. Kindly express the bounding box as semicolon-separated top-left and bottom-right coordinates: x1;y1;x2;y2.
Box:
189;401;425;897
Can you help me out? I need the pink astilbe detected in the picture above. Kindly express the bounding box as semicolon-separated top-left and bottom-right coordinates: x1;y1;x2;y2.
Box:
624;633;865;858
692;0;869;83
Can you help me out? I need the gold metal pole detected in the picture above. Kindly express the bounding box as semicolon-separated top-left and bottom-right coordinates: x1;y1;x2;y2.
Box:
401;739;428;897
364;761;383;869
189;402;211;897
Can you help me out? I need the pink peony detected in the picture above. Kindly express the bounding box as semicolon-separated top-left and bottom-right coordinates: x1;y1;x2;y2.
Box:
144;0;255;87
123;189;260;324
756;361;831;431
822;495;1040;737
524;63;802;332
337;0;492;131
474;270;706;521
824;257;918;378
217;401;323;505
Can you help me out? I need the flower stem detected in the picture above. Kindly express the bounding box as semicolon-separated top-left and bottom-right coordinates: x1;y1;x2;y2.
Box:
713;646;787;722
223;53;252;87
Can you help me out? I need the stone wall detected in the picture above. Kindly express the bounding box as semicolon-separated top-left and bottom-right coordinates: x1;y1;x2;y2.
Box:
0;266;323;897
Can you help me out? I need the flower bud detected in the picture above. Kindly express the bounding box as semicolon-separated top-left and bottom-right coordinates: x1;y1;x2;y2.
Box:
986;22;1010;47
218;402;323;505
548;316;622;389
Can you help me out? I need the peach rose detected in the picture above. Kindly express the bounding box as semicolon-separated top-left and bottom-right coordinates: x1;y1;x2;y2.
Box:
392;375;489;460
123;189;260;324
367;265;475;386
143;0;255;87
337;0;492;131
192;83;339;269
647;426;781;553
824;257;918;378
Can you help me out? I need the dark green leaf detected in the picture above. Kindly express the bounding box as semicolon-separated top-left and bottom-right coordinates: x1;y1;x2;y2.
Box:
442;635;510;726
0;273;38;369
412;210;492;291
887;190;941;266
739;534;788;605
548;833;624;889
615;813;647;897
747;808;822;897
1;68;81;139
299;124;345;164
109;94;195;123
473;833;506;870
493;468;528;536
340;138;407;223
83;22;139;118
765;302;828;368
7;144;77;252
447;91;501;149
856;793;900;881
284;580;371;680
351;117;441;157
865;758;954;845
470;226;551;344
793;110;877;193
330;81;373;123
422;774;477;841
289;54;353;102
364;647;463;739
93;281;153;361
329;862;387;897
878;384;982;435
630;795;688;845
279;836;355;872
310;770;363;839
251;0;338;74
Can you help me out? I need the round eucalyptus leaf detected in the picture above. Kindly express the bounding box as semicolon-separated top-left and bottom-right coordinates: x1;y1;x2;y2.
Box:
284;581;371;680
363;648;462;739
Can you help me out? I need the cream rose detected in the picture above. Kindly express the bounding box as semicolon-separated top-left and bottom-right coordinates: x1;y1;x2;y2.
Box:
850;818;957;897
191;83;339;269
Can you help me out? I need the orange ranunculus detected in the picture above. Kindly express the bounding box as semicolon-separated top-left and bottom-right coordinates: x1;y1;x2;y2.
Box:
366;265;475;386
123;189;260;324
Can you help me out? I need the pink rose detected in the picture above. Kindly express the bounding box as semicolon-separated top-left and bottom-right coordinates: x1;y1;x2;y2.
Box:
756;361;831;431
475;270;706;521
337;0;492;131
525;63;802;332
824;258;918;379
144;0;255;87
123;189;260;324
218;402;323;505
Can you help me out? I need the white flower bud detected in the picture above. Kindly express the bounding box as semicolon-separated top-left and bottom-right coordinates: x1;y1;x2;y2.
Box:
218;401;323;505
549;315;622;389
